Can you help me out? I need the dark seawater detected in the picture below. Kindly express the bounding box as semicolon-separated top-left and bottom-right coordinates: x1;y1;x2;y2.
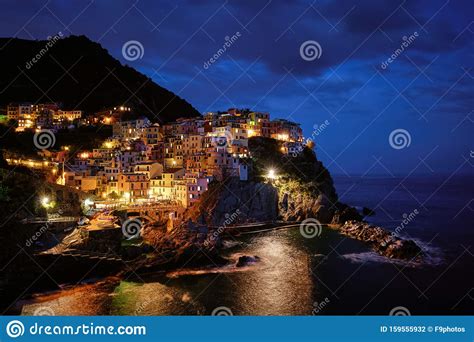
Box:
15;175;474;315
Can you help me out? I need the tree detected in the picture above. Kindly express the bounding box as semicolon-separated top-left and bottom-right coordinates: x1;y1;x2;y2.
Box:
108;191;120;200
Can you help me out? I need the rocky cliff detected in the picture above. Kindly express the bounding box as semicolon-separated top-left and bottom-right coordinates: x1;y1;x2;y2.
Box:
187;179;278;226
185;137;422;261
339;220;422;260
188;137;353;226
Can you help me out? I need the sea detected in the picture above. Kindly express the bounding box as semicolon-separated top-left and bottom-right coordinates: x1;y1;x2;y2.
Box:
12;175;474;315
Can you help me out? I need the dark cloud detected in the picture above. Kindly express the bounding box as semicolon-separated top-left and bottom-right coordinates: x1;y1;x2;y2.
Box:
0;0;472;174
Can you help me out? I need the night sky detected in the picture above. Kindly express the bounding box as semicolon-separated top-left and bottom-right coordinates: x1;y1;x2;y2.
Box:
0;0;472;175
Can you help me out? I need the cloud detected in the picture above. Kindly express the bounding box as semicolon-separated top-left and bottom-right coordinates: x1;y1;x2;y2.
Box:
0;0;472;174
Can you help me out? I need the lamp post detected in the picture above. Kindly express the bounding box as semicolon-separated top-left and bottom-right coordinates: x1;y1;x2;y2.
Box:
266;168;277;181
41;196;50;208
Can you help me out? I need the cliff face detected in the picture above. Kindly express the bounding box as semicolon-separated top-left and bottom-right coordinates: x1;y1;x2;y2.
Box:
277;179;336;222
188;179;279;226
189;137;344;226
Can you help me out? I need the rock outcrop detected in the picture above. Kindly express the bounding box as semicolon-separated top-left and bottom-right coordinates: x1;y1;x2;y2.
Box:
186;136;342;226
362;207;376;217
187;178;278;227
331;203;362;225
339;220;422;260
236;255;260;267
250;137;339;223
185;137;422;262
277;180;336;222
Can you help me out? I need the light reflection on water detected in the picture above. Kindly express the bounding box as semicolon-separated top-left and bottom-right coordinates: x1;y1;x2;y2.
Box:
16;220;471;315
18;229;319;316
109;231;316;315
15;176;473;315
227;234;314;315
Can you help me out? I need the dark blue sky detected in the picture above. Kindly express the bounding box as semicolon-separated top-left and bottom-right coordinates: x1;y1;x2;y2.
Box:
0;0;472;175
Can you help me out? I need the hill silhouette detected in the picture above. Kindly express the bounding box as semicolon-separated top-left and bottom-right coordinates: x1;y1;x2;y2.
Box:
0;35;200;122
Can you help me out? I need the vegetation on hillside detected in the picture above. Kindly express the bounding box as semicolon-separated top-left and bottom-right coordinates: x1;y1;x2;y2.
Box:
249;137;338;203
0;124;112;156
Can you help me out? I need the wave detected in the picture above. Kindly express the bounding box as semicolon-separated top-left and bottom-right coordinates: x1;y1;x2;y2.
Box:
341;252;419;267
410;238;444;266
341;239;444;267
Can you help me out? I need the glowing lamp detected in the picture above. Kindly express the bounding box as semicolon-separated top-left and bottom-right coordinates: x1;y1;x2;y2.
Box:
267;169;276;180
41;197;50;208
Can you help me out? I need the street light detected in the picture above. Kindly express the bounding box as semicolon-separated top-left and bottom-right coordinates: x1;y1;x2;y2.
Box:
267;169;276;180
41;196;50;207
123;192;131;204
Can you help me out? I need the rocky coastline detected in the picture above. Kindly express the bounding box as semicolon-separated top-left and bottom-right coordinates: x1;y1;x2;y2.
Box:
0;136;425;311
338;220;422;260
181;136;423;263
